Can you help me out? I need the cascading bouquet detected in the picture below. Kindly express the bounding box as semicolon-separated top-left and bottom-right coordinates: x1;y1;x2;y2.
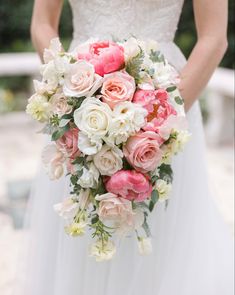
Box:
26;37;190;261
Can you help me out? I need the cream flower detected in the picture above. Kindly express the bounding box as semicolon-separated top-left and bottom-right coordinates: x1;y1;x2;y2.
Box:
43;37;63;64
41;144;65;180
155;179;172;202
63;61;102;97
89;240;116;262
65;220;88;237
93;144;123;176
26;94;51;122
77;163;99;188
50;91;73;117
77;132;102;155
152;61;179;89
109;101;147;144
53;197;79;220
138;237;152;255
74;97;112;139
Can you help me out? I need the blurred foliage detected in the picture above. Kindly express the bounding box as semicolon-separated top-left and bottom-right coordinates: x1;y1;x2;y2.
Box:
0;0;234;113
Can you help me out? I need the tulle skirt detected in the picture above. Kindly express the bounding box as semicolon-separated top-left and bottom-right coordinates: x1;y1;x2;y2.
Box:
15;42;234;295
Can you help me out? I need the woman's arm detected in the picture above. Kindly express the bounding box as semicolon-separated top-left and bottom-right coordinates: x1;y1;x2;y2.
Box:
31;0;63;61
179;0;228;111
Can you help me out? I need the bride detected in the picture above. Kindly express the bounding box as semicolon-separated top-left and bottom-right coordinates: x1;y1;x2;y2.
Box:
17;0;233;294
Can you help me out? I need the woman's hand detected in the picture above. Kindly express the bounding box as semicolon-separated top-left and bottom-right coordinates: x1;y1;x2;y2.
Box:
31;0;63;61
179;0;228;112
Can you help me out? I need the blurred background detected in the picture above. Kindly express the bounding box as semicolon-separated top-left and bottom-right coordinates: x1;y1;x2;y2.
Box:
0;1;234;294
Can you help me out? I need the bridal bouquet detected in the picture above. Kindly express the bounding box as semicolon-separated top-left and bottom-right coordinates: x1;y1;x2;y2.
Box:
26;37;190;261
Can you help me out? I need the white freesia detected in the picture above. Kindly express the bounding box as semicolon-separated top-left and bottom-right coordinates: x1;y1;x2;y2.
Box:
93;144;123;176
53;197;79;220
33;79;55;95
77;163;99;188
89;240;116;262
171;130;191;153
110;101;147;144
155;179;172;202
78;132;103;155
138;237;153;255
26;94;52;123
43;37;63;64
41;144;65;180
40;61;60;89
74;97;113;139
63;61;103;97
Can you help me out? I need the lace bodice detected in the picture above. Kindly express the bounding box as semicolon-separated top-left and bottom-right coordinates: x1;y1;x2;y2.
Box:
68;0;186;71
69;0;184;43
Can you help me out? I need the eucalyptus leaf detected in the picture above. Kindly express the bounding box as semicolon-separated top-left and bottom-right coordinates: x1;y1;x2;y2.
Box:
59;118;71;128
174;96;184;105
166;86;177;92
151;190;159;204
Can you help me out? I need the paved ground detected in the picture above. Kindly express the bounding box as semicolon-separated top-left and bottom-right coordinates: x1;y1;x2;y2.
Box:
0;112;234;295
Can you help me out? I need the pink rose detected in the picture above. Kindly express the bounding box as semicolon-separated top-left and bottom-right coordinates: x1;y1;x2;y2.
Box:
56;128;80;159
95;193;134;226
123;131;163;173
133;89;177;132
77;41;125;76
105;170;152;202
101;71;136;109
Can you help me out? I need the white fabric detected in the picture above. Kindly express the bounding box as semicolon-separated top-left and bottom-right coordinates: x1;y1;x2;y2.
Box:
16;1;234;294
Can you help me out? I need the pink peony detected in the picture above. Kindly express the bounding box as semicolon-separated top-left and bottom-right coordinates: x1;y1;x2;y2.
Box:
123;131;163;173
77;41;125;76
101;71;135;109
56;128;80;159
105;170;152;202
133;88;177;132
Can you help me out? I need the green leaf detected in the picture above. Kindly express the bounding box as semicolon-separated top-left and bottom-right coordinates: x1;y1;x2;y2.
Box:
59;118;71;128
51;125;69;141
158;164;173;183
174;96;184;105
149;50;165;63
166;86;177;92
151;190;159;204
91;215;99;224
126;48;145;83
149;200;155;212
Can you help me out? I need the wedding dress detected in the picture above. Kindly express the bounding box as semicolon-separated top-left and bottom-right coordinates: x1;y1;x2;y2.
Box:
16;1;234;294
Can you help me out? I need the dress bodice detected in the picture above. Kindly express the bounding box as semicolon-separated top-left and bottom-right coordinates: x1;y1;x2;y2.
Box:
69;0;184;43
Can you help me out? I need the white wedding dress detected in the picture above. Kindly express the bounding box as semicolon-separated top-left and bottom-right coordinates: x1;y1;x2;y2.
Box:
16;1;234;295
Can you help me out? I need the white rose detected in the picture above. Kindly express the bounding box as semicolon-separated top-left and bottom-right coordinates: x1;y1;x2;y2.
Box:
89;240;116;262
53;197;79;220
93;144;123;176
26;94;52;122
63;61;102;97
41;144;65;180
78;132;102;155
77;163;99;188
74;97;112;139
138;237;152;255
153;61;179;89
110;101;147;144
50;91;73;117
155;179;172;202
